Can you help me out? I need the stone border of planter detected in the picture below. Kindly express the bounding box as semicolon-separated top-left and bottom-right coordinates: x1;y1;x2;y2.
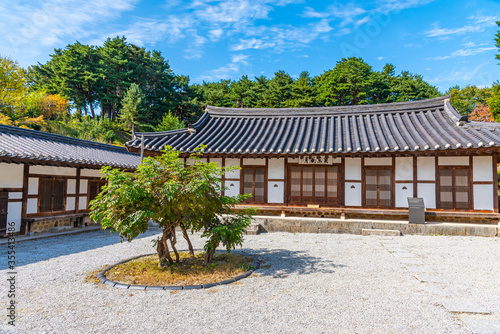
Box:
97;251;260;290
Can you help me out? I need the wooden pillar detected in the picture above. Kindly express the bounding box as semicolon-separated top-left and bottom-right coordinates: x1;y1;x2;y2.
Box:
21;163;29;218
413;156;418;198
75;167;81;213
494;155;498;213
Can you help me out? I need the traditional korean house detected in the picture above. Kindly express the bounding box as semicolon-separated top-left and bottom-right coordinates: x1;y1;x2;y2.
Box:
0;125;140;236
126;96;500;224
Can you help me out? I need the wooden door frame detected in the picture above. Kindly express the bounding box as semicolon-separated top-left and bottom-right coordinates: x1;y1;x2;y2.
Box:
363;166;393;209
0;190;8;234
436;165;472;211
240;165;268;204
286;163;341;206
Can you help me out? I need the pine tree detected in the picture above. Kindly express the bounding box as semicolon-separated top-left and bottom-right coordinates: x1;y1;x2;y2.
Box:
119;83;146;134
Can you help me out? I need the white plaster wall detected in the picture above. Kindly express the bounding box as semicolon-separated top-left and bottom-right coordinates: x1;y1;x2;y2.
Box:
438;156;469;166
80;169;102;177
364;157;392;166
0;163;23;188
79;197;87;210
417;157;435;181
268;181;284;204
79;179;88;194
242;158;266;165
30;165;76;176
331;157;342;164
395;183;413;208
28;178;38;195
225;158;240;179
473;184;494;210
66;197;76;211
67;179;76;194
224;180;240;197
345;158;361;180
210;158;222;167
268;159;284;179
396;157;413;181
8;192;22;199
345;182;361;206
186;158;197;166
417;183;436;209
473;156;493;182
27;198;38;214
288;158;299;163
7;202;22;232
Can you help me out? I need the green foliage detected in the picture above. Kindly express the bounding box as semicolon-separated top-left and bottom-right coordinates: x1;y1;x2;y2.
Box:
496;21;500;64
315;57;375;106
202;210;255;264
489;83;500;122
89;146;254;266
155;112;185;132
0;56;27;115
446;85;492;115
119;83;147;133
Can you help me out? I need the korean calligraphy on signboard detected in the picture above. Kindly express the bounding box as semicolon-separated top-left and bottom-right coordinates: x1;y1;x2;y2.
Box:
299;156;333;165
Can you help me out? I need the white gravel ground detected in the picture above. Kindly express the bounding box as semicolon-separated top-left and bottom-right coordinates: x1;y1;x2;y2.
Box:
1;229;499;333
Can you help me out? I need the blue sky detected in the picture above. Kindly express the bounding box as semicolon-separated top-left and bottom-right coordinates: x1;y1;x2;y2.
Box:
1;0;499;92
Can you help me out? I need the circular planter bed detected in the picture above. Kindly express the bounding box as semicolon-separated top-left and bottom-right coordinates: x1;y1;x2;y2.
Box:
97;251;260;290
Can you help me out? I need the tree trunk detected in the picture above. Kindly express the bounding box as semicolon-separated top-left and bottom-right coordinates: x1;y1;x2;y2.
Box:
180;223;195;259
204;242;219;264
157;229;174;268
169;227;180;263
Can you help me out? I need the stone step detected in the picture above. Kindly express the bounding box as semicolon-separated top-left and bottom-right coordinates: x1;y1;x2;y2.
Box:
245;223;262;235
51;226;73;232
362;229;401;237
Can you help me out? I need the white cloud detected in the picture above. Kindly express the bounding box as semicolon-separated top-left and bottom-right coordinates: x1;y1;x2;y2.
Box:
424;15;499;38
0;0;137;65
428;46;496;60
109;16;193;46
377;0;435;13
196;53;251;81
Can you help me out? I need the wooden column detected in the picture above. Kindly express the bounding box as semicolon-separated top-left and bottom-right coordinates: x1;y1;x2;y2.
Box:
494;155;498;213
75;167;81;213
21;163;29;218
413;156;418;198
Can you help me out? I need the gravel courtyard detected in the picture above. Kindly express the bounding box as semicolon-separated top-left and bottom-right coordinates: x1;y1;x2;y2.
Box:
1;229;499;333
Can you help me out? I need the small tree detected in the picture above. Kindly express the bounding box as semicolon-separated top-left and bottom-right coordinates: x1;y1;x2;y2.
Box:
155;112;185;132
119;83;146;133
90;146;255;267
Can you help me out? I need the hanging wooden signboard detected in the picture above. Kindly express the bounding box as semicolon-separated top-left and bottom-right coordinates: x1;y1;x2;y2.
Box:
299;156;333;165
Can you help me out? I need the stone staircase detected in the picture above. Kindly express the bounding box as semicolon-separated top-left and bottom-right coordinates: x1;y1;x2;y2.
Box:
245;222;262;235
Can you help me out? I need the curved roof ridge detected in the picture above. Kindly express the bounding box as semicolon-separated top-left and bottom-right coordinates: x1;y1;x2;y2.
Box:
206;95;450;117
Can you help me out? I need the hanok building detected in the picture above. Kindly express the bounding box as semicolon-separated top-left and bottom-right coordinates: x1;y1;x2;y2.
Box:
0;125;140;236
127;96;500;224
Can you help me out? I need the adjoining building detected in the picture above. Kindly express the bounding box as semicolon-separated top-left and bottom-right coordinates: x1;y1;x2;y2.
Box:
127;96;500;224
0;125;140;236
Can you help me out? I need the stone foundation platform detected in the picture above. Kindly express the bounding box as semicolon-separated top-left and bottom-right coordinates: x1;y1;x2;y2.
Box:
251;216;499;237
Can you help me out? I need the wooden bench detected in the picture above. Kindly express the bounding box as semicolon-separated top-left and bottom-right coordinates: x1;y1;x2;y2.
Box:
22;213;88;235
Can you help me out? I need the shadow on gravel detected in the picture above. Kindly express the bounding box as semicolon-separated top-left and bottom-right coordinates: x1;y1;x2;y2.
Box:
240;248;346;277
0;230;160;270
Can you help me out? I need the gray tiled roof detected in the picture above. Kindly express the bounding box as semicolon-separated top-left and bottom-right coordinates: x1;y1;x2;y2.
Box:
0;125;140;169
127;96;500;155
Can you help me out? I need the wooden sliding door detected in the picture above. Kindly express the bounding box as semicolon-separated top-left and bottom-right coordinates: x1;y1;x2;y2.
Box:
438;167;470;210
242;167;266;203
364;167;392;208
288;165;339;206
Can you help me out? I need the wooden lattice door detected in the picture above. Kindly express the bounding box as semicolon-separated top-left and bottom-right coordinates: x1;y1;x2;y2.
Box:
242;167;266;203
438;167;470;210
365;167;392;208
288;165;339;205
0;191;8;235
